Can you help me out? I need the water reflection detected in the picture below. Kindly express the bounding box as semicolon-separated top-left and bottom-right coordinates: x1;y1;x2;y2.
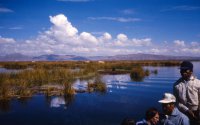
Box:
0;100;11;112
102;74;130;91
0;97;33;112
130;74;145;81
73;79;88;91
45;95;52;106
17;97;32;106
50;96;65;108
50;94;74;109
0;67;23;73
102;74;153;92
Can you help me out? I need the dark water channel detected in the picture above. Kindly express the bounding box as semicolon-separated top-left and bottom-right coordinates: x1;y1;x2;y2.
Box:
0;62;200;125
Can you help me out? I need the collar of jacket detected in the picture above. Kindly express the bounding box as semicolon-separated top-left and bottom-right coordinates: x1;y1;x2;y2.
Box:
170;107;179;117
181;75;195;82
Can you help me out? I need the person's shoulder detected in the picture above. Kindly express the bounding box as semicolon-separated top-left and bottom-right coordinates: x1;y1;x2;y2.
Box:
193;77;200;88
136;119;147;125
181;112;189;120
136;122;147;125
176;108;189;120
180;113;189;125
194;77;200;82
173;78;182;87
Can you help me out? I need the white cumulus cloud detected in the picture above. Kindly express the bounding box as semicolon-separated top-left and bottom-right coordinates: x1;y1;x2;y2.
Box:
49;14;78;37
0;36;16;44
1;14;200;57
117;34;128;41
80;32;98;44
102;32;112;40
131;38;152;46
174;40;185;47
72;47;90;52
191;42;199;46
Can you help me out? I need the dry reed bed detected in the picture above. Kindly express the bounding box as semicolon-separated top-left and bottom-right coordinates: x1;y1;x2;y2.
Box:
0;60;181;100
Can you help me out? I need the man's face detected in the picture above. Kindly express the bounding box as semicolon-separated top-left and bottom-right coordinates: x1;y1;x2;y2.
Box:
180;69;192;81
162;103;174;115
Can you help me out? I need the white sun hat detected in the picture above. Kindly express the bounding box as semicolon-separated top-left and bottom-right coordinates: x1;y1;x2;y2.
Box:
158;93;176;103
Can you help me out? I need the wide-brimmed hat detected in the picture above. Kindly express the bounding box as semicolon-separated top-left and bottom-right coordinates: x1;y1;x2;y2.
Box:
158;93;176;103
180;61;193;71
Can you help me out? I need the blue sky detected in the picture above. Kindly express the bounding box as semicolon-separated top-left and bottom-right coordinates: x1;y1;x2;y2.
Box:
0;0;200;56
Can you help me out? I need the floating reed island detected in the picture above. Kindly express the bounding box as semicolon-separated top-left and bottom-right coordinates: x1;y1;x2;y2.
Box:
0;60;181;100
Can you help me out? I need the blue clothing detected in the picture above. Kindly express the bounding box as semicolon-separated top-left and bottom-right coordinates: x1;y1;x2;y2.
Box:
136;119;148;125
163;108;189;125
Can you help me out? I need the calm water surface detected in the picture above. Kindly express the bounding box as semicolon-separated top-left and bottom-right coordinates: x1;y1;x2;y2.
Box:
0;61;200;125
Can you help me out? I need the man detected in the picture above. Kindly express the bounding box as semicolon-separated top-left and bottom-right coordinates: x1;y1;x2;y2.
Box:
158;93;189;125
173;61;200;124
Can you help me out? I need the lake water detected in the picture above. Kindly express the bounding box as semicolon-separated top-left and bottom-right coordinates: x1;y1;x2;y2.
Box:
0;61;200;125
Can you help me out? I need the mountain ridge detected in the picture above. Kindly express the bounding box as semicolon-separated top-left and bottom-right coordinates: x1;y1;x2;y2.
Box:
0;53;200;61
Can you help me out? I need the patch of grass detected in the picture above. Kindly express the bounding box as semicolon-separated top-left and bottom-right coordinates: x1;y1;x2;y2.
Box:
130;66;146;82
88;74;107;93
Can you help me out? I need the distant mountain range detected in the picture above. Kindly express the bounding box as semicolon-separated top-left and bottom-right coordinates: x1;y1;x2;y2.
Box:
88;53;200;61
0;53;33;61
33;54;88;61
0;53;200;61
